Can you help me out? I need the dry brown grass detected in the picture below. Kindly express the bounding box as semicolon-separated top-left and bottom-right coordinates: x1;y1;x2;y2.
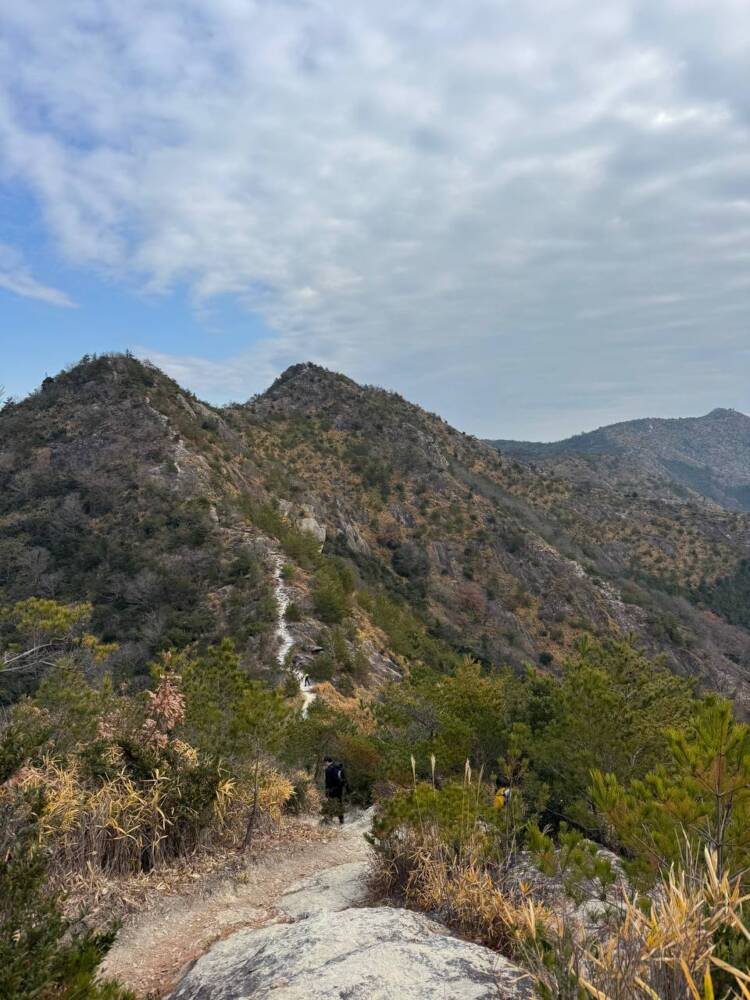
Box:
62;811;328;927
576;852;750;1000
7;753;293;880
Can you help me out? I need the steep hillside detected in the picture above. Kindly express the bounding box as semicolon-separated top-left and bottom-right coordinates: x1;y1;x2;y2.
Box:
489;408;750;511
0;355;413;703
2;355;750;710
0;355;278;688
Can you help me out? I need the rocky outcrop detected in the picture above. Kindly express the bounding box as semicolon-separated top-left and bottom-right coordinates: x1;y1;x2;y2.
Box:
278;860;369;919
298;509;326;546
278;499;327;546
506;846;629;935
169;906;533;999
340;519;370;556
170;816;531;1000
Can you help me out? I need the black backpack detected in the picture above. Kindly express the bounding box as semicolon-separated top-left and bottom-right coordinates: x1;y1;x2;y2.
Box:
325;762;345;791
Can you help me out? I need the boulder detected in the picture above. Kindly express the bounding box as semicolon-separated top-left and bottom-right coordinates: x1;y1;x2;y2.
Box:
278;861;369;919
277;500;326;546
169;907;532;1000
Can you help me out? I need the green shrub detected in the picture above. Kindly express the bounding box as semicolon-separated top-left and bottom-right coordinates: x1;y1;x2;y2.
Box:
373;779;505;862
282;673;300;698
285;601;302;622
337;674;355;697
312;568;350;624
527;821;616;904
308;653;335;682
592;696;750;884
0;791;135;1000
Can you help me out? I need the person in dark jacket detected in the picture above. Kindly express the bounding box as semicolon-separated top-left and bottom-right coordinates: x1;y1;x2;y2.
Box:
323;755;347;824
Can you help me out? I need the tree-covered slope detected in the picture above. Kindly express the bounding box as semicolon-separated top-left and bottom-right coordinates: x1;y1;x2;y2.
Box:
2;355;750;709
0;355;281;688
489;408;750;511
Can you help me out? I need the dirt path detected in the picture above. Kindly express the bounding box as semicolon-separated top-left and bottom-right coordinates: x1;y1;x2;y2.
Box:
102;812;372;998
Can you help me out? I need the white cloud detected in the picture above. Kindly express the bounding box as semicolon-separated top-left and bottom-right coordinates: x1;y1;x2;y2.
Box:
0;0;749;436
0;243;75;308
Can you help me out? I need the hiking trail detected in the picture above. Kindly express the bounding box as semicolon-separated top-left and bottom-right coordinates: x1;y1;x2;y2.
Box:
102;811;373;997
271;551;316;717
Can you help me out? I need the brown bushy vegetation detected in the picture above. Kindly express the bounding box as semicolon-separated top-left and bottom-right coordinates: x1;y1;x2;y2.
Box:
1;642;303;882
371;767;750;999
0;790;136;1000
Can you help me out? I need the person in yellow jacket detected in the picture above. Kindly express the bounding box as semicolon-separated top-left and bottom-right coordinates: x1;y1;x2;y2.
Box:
493;774;511;810
493;786;510;809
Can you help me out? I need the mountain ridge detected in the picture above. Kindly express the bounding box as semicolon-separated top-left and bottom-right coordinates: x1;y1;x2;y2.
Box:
489;407;750;511
2;352;750;711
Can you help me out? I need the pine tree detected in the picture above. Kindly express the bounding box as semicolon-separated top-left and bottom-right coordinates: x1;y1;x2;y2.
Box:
592;696;750;881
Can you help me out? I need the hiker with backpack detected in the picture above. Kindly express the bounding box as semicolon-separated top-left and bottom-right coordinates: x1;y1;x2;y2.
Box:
322;755;347;824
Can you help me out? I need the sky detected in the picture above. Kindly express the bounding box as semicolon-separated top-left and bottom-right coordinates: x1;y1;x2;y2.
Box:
0;1;749;441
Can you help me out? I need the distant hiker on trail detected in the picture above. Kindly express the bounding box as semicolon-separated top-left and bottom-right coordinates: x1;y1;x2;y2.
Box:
303;674;311;688
323;755;347;824
493;773;511;810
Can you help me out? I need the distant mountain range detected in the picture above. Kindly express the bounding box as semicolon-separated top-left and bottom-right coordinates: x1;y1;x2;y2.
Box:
2;356;750;711
489;408;750;512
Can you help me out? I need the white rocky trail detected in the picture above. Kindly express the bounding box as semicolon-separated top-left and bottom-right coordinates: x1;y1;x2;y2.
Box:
169;806;532;999
271;552;316;717
102;812;374;998
105;552;531;999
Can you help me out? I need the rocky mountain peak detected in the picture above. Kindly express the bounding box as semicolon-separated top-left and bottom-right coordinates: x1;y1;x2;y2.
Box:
259;362;359;406
247;361;450;453
705;406;748;422
52;351;154;384
10;353;182;416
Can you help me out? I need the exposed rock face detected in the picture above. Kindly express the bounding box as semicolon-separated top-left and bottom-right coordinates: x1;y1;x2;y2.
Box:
298;510;326;546
169;822;530;998
169;907;533;1000
278;499;327;546
340;520;370;556
278;860;370;919
506;847;629;934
